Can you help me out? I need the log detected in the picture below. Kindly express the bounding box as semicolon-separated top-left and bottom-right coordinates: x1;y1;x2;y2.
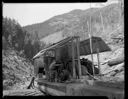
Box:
107;56;124;66
102;63;124;75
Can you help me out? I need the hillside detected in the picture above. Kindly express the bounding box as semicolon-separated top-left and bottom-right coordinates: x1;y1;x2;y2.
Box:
2;17;40;92
2;49;34;90
23;3;123;45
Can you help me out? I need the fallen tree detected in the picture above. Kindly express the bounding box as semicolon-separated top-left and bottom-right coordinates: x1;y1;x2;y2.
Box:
102;62;124;75
107;56;124;66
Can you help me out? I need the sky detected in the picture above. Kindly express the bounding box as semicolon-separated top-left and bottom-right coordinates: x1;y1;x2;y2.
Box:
3;0;119;27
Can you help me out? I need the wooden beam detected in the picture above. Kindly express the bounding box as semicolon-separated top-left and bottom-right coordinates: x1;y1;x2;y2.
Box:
88;34;95;76
76;37;82;78
96;48;101;75
88;6;95;76
71;39;76;78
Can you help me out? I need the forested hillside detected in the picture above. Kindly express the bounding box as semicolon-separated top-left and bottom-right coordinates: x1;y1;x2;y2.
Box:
2;17;42;59
2;17;42;90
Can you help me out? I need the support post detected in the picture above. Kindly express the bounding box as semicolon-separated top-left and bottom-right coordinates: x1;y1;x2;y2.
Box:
72;39;76;78
88;4;95;76
96;48;101;75
76;37;82;78
100;12;105;34
89;34;95;76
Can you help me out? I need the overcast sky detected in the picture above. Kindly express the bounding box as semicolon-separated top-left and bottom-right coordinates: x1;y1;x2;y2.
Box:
3;0;118;27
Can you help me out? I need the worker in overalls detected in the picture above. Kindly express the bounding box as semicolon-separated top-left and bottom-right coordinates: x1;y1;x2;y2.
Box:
49;58;60;82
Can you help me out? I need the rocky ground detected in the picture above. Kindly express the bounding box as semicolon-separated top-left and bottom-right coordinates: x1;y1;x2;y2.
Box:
2;49;35;90
99;48;124;83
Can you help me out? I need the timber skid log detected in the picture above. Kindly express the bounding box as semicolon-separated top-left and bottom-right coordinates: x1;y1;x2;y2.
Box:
3;89;45;96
